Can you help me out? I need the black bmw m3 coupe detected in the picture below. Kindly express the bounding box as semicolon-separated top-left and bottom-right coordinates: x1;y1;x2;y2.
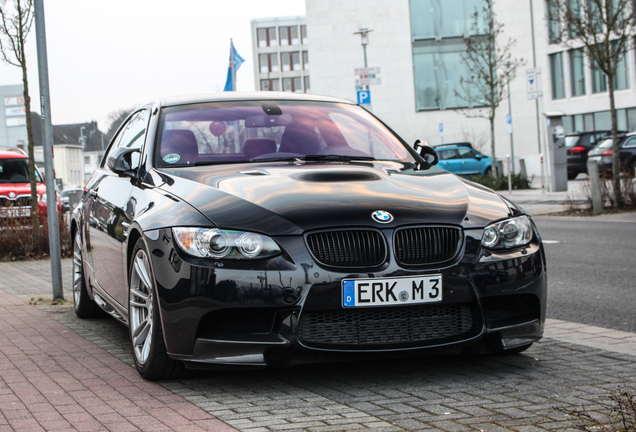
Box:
71;93;546;380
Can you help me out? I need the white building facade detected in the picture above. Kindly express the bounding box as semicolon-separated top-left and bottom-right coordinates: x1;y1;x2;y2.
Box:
251;16;311;93
304;0;636;179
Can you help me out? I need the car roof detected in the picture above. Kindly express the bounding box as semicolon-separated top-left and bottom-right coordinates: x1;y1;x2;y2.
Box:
156;92;357;108
0;149;28;159
433;142;473;149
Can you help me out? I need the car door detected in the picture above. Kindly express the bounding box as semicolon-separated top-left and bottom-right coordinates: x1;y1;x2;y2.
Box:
437;149;461;173
86;109;150;308
457;148;481;175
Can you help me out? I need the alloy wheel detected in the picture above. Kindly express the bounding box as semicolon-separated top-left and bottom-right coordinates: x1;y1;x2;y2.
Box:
129;249;154;365
73;233;83;307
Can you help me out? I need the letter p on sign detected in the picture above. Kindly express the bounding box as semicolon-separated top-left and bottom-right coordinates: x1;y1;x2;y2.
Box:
357;90;371;105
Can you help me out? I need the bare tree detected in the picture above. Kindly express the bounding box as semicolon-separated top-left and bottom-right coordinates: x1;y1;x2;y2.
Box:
0;0;39;245
454;0;524;176
105;108;134;141
549;0;636;207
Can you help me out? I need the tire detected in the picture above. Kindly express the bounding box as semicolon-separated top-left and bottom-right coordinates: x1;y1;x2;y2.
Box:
484;167;491;176
129;239;186;380
73;231;103;318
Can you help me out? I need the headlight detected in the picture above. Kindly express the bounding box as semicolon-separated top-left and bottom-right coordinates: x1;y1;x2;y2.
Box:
481;216;533;250
172;228;281;259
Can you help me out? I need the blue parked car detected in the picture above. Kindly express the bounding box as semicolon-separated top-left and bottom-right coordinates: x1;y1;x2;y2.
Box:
435;143;492;176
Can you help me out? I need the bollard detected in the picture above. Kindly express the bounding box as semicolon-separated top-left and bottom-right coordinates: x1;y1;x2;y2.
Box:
587;159;603;215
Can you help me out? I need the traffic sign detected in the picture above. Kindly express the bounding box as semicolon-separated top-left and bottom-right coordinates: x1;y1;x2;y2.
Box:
506;114;511;124
526;68;540;100
357;90;371;105
354;67;381;75
438;123;443;135
355;77;382;86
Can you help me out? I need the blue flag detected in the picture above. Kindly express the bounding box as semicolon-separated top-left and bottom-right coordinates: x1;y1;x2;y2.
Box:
223;42;245;91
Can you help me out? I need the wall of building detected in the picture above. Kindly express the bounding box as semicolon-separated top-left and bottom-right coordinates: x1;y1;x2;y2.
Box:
305;0;636;180
0;84;28;151
251;16;310;93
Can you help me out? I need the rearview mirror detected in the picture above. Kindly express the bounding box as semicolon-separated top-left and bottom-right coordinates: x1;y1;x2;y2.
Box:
413;139;439;168
107;147;140;175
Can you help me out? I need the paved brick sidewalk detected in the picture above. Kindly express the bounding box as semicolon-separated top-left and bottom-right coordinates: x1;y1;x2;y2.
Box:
0;285;236;431
2;259;636;431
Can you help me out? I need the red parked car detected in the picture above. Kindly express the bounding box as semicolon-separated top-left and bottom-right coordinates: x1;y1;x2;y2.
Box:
0;148;62;225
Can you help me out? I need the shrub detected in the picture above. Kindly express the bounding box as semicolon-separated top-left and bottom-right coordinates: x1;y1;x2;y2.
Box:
0;215;72;261
557;385;636;432
467;173;533;191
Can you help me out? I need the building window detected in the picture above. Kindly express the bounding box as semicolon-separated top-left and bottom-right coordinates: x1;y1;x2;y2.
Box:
613;43;630;90
259;53;279;73
301;25;308;44
591;62;607;93
260;79;281;91
281;52;302;71
257;27;277;47
282;77;303;92
302;51;309;70
550;52;566;99
279;26;299;46
567;0;581;38
304;76;310;93
409;0;486;111
569;48;585;96
546;1;561;44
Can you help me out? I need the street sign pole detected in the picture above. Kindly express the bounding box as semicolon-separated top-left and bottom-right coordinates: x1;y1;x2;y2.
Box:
34;0;63;300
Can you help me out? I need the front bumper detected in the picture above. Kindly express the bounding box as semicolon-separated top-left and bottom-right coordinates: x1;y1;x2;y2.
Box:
144;227;547;368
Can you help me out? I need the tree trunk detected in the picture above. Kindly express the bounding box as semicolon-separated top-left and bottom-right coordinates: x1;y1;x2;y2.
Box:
21;50;41;249
607;75;622;208
489;113;496;176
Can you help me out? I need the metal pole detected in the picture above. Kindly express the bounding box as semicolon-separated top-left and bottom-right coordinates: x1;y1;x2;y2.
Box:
34;0;63;300
507;81;515;173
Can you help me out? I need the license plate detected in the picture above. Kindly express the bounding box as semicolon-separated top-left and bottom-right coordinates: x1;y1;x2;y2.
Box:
342;275;442;307
0;207;30;218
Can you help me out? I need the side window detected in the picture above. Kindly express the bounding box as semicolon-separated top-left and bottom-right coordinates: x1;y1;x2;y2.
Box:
623;137;636;148
103;109;149;168
458;148;475;159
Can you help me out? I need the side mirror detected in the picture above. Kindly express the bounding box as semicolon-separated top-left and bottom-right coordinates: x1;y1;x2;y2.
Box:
107;147;140;175
474;155;482;161
413;139;439;168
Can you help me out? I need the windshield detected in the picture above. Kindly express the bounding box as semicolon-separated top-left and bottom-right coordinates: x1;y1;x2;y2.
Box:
155;100;415;167
0;158;42;184
564;136;581;148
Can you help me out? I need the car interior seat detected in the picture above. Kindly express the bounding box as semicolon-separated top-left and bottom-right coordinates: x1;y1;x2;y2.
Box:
160;130;199;164
243;139;277;159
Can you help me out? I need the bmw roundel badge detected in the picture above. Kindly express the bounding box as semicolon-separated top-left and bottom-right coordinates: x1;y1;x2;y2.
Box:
371;210;393;224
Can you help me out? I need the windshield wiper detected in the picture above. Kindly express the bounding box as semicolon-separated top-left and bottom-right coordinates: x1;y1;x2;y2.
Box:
299;154;376;162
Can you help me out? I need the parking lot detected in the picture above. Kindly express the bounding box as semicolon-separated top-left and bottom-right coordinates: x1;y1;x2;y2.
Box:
1;249;636;431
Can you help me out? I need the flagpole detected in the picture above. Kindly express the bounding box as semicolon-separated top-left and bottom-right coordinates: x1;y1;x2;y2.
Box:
230;39;236;91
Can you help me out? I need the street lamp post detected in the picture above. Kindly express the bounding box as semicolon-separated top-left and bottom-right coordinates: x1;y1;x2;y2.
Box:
353;28;373;69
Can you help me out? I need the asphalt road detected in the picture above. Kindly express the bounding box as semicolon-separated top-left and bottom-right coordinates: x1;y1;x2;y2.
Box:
534;216;636;333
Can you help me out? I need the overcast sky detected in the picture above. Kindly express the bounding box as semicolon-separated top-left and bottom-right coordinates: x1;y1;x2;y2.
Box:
0;0;306;131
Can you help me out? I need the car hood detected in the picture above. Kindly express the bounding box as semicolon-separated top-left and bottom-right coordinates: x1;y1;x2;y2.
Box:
154;162;513;235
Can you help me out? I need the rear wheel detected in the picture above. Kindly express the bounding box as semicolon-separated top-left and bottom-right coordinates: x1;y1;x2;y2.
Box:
73;231;102;318
129;239;186;380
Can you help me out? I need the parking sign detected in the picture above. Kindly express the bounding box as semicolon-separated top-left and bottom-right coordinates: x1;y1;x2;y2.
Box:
357;90;371;105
